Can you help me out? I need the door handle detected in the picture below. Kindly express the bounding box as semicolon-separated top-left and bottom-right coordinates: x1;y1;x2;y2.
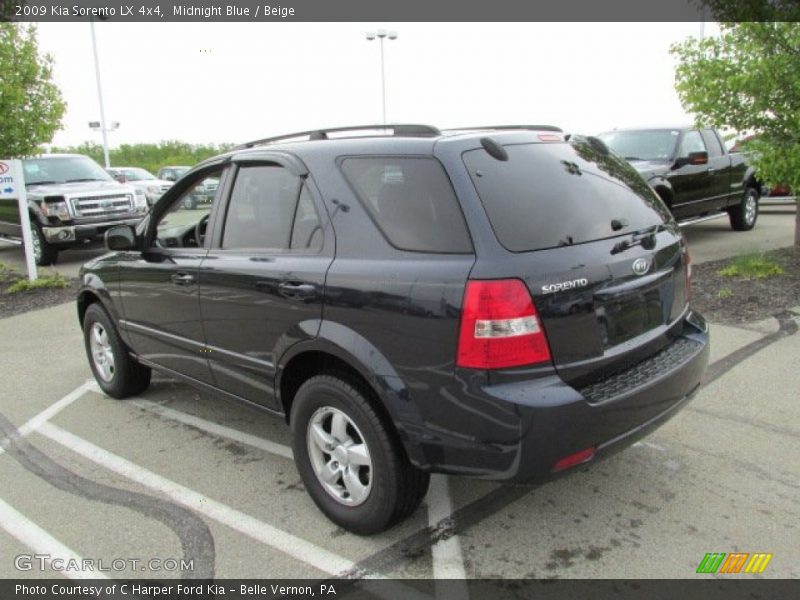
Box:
171;272;196;286
707;167;715;173
278;281;317;299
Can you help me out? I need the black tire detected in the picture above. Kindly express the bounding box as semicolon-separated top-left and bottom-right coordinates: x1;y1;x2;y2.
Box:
82;303;151;399
29;219;58;266
729;186;760;231
290;374;429;535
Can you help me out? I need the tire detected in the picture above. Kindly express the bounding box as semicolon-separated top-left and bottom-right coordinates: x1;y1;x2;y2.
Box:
29;219;58;266
290;374;429;535
183;196;197;210
82;303;151;399
729;187;760;231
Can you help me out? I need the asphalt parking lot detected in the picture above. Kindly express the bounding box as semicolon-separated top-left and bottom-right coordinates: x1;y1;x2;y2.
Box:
1;205;798;582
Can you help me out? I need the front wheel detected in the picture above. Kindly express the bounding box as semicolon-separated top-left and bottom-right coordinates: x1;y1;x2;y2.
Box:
29;220;58;266
83;303;151;398
729;187;759;231
290;374;429;535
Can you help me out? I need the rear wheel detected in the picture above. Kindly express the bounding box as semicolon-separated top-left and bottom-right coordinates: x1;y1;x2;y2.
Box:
729;187;759;231
29;220;58;266
290;374;429;534
83;303;151;398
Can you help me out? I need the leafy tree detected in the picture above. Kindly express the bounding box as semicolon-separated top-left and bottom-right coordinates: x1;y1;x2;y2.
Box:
0;23;66;157
671;15;800;247
50;141;235;175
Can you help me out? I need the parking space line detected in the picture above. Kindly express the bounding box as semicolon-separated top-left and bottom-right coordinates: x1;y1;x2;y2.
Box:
427;476;468;581
0;381;94;458
36;421;360;577
0;496;109;580
132;400;293;460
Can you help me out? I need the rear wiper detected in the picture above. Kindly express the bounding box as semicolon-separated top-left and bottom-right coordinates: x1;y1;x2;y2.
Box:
610;224;663;255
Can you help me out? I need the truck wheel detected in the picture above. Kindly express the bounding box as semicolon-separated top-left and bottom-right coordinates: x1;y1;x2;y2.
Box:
29;220;58;266
729;187;760;231
290;374;429;535
83;303;151;399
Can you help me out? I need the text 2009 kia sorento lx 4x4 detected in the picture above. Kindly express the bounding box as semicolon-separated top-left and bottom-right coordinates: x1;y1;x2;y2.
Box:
77;125;709;534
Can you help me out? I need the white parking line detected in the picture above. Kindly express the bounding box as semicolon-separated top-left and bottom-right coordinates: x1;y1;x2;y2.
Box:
427;475;468;581
0;496;109;580
0;381;94;459
132;400;293;460
36;421;358;577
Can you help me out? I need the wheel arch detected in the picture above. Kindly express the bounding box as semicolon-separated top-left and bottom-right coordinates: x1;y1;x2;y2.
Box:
276;323;428;468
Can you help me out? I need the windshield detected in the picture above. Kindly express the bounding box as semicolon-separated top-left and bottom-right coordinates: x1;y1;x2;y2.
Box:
121;168;155;181
23;156;114;185
464;137;671;253
596;129;680;162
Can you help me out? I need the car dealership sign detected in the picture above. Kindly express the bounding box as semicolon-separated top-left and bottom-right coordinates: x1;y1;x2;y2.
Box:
0;159;37;280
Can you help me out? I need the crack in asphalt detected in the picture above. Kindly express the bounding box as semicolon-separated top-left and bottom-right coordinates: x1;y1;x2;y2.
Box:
0;412;216;579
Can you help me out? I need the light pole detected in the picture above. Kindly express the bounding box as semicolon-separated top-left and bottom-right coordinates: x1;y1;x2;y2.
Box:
89;18;112;167
366;29;397;125
89;120;120;166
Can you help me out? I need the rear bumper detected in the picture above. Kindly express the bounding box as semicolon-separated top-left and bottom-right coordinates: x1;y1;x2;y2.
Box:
412;310;709;482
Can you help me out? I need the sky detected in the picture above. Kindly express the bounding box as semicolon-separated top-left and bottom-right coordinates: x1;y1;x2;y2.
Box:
35;22;718;148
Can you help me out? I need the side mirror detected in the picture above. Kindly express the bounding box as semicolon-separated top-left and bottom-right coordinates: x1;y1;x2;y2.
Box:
105;225;137;251
674;151;709;168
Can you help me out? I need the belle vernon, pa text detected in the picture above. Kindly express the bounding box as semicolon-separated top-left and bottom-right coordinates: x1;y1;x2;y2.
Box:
16;583;337;597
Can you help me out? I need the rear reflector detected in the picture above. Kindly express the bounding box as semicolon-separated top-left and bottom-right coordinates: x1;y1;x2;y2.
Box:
684;246;693;302
457;279;552;369
552;446;596;472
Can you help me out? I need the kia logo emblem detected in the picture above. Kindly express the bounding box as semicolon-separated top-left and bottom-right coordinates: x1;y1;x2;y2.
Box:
0;163;8;175
632;258;650;276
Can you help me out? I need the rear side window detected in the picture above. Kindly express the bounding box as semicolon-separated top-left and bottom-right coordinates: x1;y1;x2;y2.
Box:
463;138;671;253
340;157;472;253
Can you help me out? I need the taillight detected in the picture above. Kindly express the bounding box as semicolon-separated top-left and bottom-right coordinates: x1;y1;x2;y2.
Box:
456;279;552;369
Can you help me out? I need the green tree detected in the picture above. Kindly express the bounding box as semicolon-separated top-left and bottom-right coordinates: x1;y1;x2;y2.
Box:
0;23;66;157
671;17;800;247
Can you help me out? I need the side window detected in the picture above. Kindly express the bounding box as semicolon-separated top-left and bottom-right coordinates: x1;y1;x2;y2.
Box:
222;165;302;250
154;169;221;248
290;184;323;251
678;130;706;157
702;129;724;157
340;157;473;253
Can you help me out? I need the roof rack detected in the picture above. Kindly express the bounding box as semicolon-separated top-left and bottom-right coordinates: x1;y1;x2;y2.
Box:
442;124;564;134
233;124;441;150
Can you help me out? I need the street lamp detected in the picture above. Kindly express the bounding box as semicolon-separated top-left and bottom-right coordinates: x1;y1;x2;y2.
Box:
365;29;398;125
89;18;113;168
88;121;120;167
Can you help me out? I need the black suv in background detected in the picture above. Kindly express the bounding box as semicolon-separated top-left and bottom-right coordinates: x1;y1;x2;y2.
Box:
77;125;709;534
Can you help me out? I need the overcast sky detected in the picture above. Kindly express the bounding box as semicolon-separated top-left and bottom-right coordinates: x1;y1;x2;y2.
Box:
36;22;717;148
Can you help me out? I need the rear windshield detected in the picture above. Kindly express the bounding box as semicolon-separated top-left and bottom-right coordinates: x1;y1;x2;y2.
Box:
463;137;671;253
340;157;473;253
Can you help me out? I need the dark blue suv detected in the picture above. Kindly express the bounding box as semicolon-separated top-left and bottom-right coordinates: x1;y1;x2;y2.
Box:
78;125;709;534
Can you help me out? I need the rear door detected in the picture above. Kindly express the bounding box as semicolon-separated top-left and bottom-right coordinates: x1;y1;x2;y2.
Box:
462;136;689;387
701;128;732;208
199;159;333;410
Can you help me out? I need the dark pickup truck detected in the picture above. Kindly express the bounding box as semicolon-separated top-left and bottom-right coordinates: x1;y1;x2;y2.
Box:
598;127;760;231
0;154;148;265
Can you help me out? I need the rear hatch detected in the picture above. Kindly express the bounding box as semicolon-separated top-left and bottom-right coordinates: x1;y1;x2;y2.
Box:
463;135;690;387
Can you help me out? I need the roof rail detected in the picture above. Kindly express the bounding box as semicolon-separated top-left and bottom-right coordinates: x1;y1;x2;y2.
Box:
443;124;564;134
233;124;441;150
